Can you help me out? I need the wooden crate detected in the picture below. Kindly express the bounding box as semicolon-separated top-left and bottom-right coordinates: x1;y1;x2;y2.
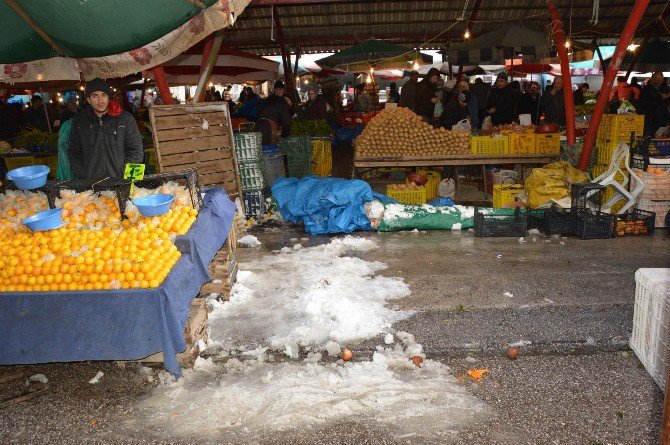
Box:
135;297;208;365
149;103;244;205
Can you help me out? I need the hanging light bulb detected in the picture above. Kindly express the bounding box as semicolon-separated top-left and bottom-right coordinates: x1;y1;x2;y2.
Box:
366;75;372;84
565;41;571;49
628;44;639;52
464;29;471;40
413;60;420;70
370;67;374;74
79;86;84;91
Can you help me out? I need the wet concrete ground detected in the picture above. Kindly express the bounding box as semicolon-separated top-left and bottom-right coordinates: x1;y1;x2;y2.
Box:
0;226;668;444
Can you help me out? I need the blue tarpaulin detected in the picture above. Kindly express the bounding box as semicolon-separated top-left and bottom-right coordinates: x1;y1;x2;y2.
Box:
272;176;373;235
0;188;236;376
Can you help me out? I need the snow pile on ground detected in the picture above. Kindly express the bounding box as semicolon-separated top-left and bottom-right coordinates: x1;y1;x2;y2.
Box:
134;235;486;441
238;234;261;247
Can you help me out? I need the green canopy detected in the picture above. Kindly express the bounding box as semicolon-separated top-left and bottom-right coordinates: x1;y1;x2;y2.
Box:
0;0;250;83
315;40;432;72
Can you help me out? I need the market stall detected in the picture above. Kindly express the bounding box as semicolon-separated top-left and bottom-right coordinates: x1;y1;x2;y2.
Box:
0;171;235;376
351;107;559;201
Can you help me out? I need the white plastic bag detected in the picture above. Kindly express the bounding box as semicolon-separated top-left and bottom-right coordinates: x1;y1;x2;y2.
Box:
438;178;456;198
482;115;492;130
453;119;471;131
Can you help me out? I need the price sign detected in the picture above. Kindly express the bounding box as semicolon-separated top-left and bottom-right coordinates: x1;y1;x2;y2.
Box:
124;163;145;195
124;163;145;181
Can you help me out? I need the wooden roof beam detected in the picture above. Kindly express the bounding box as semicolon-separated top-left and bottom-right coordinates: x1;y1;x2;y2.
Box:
5;0;65;56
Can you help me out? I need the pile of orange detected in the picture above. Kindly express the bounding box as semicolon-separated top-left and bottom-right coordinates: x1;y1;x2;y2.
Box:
0;221;182;292
0;190;201;293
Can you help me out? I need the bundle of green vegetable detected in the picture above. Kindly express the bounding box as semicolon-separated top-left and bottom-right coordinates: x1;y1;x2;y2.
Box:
13;128;58;150
289;119;332;137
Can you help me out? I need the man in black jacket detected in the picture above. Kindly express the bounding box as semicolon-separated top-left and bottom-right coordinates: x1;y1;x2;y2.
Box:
486;74;515;126
415;68;441;123
68;78;143;179
440;90;471;130
541;76;566;126
256;81;292;145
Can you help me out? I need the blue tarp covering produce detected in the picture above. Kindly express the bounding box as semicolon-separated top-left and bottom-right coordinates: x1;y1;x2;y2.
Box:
0;188;236;376
272;176;373;234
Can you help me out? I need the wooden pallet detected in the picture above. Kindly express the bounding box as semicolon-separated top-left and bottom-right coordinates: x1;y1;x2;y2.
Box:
200;223;238;298
148;103;244;205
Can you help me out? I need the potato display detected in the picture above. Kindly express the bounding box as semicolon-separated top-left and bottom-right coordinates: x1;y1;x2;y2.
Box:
355;107;470;158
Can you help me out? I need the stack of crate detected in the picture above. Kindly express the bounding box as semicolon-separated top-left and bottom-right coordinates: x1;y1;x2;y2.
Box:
311;138;332;177
592;114;645;213
234;132;266;219
200;223;238;298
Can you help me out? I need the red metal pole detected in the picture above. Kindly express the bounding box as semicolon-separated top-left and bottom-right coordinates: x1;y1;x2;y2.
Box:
455;65;464;85
577;0;650;172
546;0;576;146
152;66;174;105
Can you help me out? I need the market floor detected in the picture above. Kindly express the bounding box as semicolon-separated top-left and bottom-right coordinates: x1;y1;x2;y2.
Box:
0;227;668;445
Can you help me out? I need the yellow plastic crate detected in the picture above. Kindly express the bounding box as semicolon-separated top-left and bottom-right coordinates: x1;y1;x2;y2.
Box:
597;114;645;142
312;159;332;177
535;133;561;154
5;155;34;171
595;140;631;165
416;169;440;200
508;133;537;154
35;155;58;179
387;185;427;205
493;184;523;208
471;136;508;155
589;162;628;183
310;138;332;164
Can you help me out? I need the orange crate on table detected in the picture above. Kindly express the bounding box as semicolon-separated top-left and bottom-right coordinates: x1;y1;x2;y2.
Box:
508;133;537;154
387;185;427;205
471;136;508;155
535;134;561;154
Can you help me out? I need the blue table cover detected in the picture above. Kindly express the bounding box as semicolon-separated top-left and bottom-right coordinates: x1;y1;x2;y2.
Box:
0;188;236;376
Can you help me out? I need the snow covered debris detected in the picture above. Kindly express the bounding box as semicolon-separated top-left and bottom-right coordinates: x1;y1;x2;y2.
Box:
27;374;48;385
88;371;104;384
133;235;487;441
238;235;261;248
508;340;532;347
503;291;514;298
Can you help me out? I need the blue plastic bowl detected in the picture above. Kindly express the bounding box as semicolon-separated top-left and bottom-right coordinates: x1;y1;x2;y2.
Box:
22;208;64;232
7;165;50;190
133;194;175;217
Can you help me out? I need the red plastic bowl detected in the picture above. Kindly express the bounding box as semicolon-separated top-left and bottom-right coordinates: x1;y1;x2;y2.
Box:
535;124;559;134
406;172;428;186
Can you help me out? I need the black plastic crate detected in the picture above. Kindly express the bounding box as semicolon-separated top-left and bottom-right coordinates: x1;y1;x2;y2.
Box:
613;209;656;237
570;182;604;214
526;208;547;233
243;190;266;219
545;205;577;236
44;177;131;215
474;207;527;237
134;168;203;211
575;210;616;240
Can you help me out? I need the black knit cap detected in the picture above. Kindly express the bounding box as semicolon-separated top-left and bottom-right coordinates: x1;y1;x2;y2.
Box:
85;78;111;97
274;80;285;89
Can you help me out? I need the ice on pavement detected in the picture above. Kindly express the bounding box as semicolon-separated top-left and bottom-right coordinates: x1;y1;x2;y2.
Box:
134;235;487;441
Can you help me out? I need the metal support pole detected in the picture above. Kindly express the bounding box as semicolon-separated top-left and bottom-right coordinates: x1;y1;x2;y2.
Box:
152;66;174;105
139;78;147;109
273;5;293;92
577;0;650;172
194;31;224;103
546;0;576;145
38;87;51;133
455;65;464;85
200;33;216;75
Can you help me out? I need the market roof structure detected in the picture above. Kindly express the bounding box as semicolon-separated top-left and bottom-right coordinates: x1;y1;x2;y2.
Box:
0;0;251;83
225;0;670;56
